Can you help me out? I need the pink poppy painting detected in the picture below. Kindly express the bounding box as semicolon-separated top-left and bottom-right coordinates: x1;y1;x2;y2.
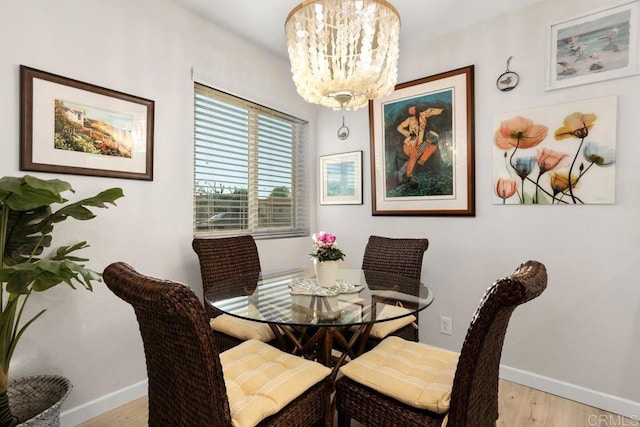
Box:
492;96;616;204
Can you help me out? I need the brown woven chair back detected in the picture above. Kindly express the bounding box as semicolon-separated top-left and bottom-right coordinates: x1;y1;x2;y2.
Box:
361;235;429;286
103;262;233;427
192;236;261;318
361;235;428;343
447;260;547;427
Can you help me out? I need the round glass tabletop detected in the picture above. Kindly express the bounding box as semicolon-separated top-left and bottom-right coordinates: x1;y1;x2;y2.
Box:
207;267;433;327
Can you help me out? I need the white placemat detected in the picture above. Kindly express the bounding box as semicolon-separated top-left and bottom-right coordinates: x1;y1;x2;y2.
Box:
289;278;364;296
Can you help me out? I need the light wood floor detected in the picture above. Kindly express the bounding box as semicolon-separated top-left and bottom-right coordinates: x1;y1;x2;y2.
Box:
78;379;627;427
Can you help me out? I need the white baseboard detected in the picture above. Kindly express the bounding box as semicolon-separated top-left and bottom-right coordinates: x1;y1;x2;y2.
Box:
58;368;640;426
500;365;640;420
60;379;148;427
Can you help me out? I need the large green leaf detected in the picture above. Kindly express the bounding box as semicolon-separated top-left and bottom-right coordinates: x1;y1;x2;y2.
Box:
0;259;100;294
0;176;71;211
3;207;51;265
49;188;124;223
62;260;101;289
23;175;73;195
0;177;24;197
2;180;123;266
0;265;38;294
51;242;90;262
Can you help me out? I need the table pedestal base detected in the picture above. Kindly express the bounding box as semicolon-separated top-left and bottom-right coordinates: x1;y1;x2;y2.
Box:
269;323;374;427
270;324;371;377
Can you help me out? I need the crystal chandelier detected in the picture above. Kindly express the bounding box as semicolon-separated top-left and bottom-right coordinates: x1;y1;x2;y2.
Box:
285;0;400;110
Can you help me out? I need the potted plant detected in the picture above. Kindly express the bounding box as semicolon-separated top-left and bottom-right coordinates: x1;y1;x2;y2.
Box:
0;175;123;426
309;231;345;288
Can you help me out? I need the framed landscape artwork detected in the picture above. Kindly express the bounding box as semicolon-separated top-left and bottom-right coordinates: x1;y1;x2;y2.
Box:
319;150;363;205
369;65;475;216
546;0;640;90
20;65;154;180
493;96;617;205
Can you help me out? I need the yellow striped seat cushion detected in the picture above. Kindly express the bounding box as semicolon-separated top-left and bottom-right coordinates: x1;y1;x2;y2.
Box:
369;304;417;339
339;336;459;413
210;314;276;342
221;339;331;427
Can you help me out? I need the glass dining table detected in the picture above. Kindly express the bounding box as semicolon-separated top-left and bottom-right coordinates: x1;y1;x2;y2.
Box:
206;267;434;378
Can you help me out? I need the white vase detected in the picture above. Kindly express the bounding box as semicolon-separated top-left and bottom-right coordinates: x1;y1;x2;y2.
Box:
313;259;339;288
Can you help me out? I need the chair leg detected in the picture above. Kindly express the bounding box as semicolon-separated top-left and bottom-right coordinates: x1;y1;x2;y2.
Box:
337;411;351;427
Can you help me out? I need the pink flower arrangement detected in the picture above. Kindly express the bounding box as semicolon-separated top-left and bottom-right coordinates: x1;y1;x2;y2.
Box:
310;231;346;263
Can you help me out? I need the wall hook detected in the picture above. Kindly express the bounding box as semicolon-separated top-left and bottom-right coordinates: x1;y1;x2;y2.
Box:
496;56;519;92
337;116;350;140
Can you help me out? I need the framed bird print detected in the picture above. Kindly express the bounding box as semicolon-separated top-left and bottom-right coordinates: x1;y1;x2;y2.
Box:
546;0;640;90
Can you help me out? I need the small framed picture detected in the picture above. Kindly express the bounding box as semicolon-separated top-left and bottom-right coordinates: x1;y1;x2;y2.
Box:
20;65;155;180
546;0;640;90
319;151;363;205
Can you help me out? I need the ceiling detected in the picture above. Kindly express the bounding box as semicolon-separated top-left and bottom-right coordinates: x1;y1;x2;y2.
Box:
170;0;544;60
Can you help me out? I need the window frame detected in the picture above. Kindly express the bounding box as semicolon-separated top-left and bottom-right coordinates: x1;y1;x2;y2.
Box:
193;83;309;239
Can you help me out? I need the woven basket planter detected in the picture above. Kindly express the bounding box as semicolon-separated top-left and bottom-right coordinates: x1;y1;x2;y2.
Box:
7;375;72;427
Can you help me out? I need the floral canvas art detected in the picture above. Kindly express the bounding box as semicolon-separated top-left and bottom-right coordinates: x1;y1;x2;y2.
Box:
492;96;616;205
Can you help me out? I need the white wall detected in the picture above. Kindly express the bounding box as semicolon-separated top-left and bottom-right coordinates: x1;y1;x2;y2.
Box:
317;0;640;418
2;0;639;423
0;0;317;424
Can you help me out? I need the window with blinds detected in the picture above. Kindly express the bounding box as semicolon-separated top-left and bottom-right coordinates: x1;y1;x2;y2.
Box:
194;83;308;238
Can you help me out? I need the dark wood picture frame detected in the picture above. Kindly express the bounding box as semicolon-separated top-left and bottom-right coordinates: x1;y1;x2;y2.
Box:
20;65;154;180
369;65;475;216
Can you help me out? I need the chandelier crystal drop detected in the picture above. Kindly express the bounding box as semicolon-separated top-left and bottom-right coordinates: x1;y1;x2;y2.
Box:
285;0;400;110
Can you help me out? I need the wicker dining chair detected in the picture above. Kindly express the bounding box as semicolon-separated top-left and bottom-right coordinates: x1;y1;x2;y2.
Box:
103;262;332;427
192;236;275;351
361;235;429;346
335;260;548;427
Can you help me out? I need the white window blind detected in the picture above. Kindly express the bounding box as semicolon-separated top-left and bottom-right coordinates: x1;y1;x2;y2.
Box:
194;83;308;238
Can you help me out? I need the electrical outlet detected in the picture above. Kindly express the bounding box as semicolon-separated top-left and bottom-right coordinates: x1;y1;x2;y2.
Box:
440;316;452;335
